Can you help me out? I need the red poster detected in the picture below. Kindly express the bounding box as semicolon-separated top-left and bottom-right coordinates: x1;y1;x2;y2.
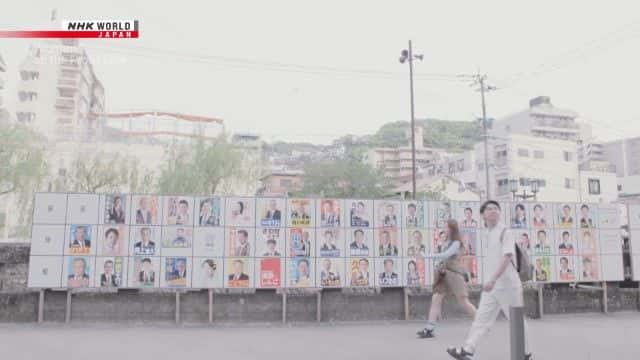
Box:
260;258;281;288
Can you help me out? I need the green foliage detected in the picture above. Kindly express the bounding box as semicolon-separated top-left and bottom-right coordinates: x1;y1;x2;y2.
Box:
0;123;48;196
295;159;392;198
157;139;243;195
369;119;481;152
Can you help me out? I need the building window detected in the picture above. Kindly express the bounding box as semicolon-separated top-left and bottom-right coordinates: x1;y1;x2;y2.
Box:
534;150;544;159
280;179;292;188
563;151;573;162
564;178;575;189
618;185;622;191
497;178;509;195
588;179;601;195
517;148;530;157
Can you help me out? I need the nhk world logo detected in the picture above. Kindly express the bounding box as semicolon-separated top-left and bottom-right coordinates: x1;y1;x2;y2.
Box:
0;20;139;38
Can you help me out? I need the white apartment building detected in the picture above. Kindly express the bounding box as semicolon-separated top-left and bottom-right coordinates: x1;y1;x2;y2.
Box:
475;134;579;202
604;136;640;202
365;126;444;187
490;96;592;143
15;39;105;141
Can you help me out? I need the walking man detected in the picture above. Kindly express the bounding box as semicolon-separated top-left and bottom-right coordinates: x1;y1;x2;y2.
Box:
447;200;532;360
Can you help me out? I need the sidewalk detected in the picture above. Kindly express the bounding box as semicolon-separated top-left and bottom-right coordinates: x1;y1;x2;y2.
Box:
1;312;638;360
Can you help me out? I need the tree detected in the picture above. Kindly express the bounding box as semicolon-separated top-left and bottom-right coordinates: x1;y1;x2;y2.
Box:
55;151;154;194
157;138;243;195
296;159;392;198
0;123;48;196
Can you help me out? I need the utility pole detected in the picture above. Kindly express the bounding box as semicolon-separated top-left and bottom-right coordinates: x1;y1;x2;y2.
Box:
399;41;423;200
474;74;496;200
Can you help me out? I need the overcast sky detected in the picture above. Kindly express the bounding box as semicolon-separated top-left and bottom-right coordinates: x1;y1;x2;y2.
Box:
1;0;639;144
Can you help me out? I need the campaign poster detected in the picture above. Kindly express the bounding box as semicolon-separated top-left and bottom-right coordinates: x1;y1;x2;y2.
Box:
130;195;161;225
163;196;195;226
193;227;225;257
429;201;452;228
579;254;600;281
403;200;425;228
193;258;224;288
226;258;253;288
377;228;400;257
66;193;99;225
256;227;285;257
460;229;479;256
597;203;621;229
64;256;93;288
226;227;254;257
529;202;553;229
345;199;373;228
288;228;314;257
599;229;622;255
404;257;427;287
30;225;66;256
456;201;480;229
431;228;448;254
27;256;63;288
510;202;529;229
531;228;554;256
404;228;429;257
317;228;345;257
555;229;576;256
533;256;552;283
161;226;193;256
556;255;577;282
348;257;373;287
161;257;190;288
577;229;599;255
225;197;255;227
556;203;576;228
257;197;285;228
376;257;402;287
196;197;223;227
33;193;68;225
318;199;342;227
130;226;160;256
129;256;160;288
288;198;314;227
288;258;314;288
97;225;128;256
514;229;532;253
317;257;344;288
95;257;126;288
258;258;282;288
577;203;598;229
102;194;129;225
375;200;401;228
65;224;94;256
463;256;482;285
347;228;373;257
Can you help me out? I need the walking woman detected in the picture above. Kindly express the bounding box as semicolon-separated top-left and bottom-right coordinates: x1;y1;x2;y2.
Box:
417;219;477;338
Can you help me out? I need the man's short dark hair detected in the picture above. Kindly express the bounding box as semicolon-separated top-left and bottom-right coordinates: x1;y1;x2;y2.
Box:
383;259;394;266
516;204;525;211
359;258;369;265
104;260;114;266
298;259;309;267
408;203;416;210
142;258;152;264
537;230;546;236
562;231;570;237
238;230;248;237
354;229;364;236
583;257;592;264
325;230;333;237
533;204;542;211
563;204;571;210
581;204;589;211
464;207;472;213
267;239;276;245
179;200;188;206
480;200;500;214
560;257;568;263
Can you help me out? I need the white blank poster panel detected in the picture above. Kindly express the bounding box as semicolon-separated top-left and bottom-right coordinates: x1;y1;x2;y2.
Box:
27;256;63;288
33;193;67;224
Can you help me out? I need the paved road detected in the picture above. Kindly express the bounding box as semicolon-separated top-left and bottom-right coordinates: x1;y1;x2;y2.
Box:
1;312;638;360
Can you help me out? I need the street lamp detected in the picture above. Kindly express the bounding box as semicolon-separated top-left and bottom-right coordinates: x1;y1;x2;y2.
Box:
399;40;423;200
509;178;539;201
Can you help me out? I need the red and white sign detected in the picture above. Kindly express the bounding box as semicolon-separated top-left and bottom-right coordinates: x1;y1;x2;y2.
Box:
0;20;139;38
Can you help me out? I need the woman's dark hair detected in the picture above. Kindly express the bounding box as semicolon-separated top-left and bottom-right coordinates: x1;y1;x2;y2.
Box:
516;204;525;212
447;219;461;242
408;260;416;270
105;228;119;239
